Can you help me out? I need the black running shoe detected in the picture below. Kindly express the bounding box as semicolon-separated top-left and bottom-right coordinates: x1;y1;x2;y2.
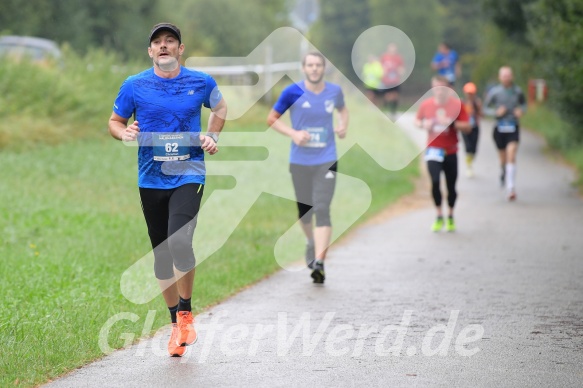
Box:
305;242;315;269
311;260;325;284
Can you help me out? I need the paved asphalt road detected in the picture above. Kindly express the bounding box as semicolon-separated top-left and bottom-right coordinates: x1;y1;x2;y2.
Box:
46;116;583;387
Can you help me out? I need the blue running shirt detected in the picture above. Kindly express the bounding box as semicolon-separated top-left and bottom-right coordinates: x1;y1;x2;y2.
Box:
113;67;222;189
432;50;459;83
273;81;345;165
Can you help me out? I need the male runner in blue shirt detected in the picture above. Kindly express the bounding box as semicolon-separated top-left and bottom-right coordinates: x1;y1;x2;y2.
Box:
108;23;227;356
431;42;461;86
267;52;349;284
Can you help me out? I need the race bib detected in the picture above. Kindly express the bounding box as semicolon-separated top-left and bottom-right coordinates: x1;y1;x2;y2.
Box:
425;147;445;162
153;133;190;161
304;127;328;148
444;70;455;83
498;120;517;133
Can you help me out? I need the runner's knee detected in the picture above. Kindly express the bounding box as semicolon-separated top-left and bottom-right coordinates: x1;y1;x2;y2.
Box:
432;186;442;207
153;242;175;280
168;232;196;272
447;191;457;208
314;203;331;227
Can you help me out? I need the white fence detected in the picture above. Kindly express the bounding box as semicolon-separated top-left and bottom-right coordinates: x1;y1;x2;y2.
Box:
187;60;302;104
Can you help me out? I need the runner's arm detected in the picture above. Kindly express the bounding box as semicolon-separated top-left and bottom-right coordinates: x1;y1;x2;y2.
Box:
108;112;139;141
415;117;434;131
207;97;227;136
398;56;406;77
476;97;483;117
454;119;471;134
201;97;227;155
334;106;349;139
454;104;471;134
513;91;527;118
414;105;433;130
482;90;498;117
453;101;472;133
266;109;310;146
430;54;442;71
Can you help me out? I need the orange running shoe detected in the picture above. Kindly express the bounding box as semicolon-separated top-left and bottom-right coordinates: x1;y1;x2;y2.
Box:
168;324;187;357
176;311;197;346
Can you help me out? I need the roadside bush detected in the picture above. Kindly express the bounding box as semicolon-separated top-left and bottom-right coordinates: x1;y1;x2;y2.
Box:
0;46;144;150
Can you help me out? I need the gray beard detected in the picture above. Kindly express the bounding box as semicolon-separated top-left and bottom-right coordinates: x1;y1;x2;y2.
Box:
158;57;179;72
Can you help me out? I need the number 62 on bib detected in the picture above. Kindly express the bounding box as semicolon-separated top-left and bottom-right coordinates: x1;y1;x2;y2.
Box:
153;133;191;161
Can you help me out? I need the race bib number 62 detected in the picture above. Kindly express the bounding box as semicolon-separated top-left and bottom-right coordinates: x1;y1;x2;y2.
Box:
153;133;190;161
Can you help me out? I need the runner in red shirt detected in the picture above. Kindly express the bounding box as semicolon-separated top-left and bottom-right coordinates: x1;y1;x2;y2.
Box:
380;43;405;119
415;76;471;232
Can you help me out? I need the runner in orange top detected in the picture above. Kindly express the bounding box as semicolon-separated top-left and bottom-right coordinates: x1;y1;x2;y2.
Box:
461;82;482;177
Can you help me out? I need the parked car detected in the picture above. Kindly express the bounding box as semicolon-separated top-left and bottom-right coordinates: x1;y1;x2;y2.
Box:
0;35;62;65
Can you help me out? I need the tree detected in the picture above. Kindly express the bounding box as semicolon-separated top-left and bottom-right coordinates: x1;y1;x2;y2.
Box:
0;0;158;59
0;0;54;37
439;0;485;55
172;0;288;57
481;0;536;42
369;0;444;92
527;0;583;142
309;0;371;84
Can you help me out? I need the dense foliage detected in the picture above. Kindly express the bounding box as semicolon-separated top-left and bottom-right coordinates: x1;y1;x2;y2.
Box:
1;0;581;145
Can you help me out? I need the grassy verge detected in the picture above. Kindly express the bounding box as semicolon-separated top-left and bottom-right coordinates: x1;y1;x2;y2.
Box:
0;47;146;151
522;104;583;190
0;91;418;385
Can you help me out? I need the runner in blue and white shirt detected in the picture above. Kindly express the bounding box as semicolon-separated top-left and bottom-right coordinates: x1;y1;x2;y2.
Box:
267;51;349;284
431;42;461;86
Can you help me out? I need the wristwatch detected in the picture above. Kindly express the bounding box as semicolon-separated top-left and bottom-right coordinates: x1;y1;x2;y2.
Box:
206;132;219;143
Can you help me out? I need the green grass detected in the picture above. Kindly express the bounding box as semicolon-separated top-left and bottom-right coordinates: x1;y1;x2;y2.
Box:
5;28;580;387
0;46;146;150
0;44;419;385
522;104;583;190
0;85;418;385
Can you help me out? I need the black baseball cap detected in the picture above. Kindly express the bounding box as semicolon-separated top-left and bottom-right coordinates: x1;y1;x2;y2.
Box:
149;23;181;44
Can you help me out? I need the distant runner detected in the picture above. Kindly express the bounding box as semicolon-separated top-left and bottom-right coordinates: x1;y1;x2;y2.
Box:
415;76;471;232
380;43;405;119
462;82;482;177
431;42;461;86
361;54;384;108
483;66;526;201
267;52;349;284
